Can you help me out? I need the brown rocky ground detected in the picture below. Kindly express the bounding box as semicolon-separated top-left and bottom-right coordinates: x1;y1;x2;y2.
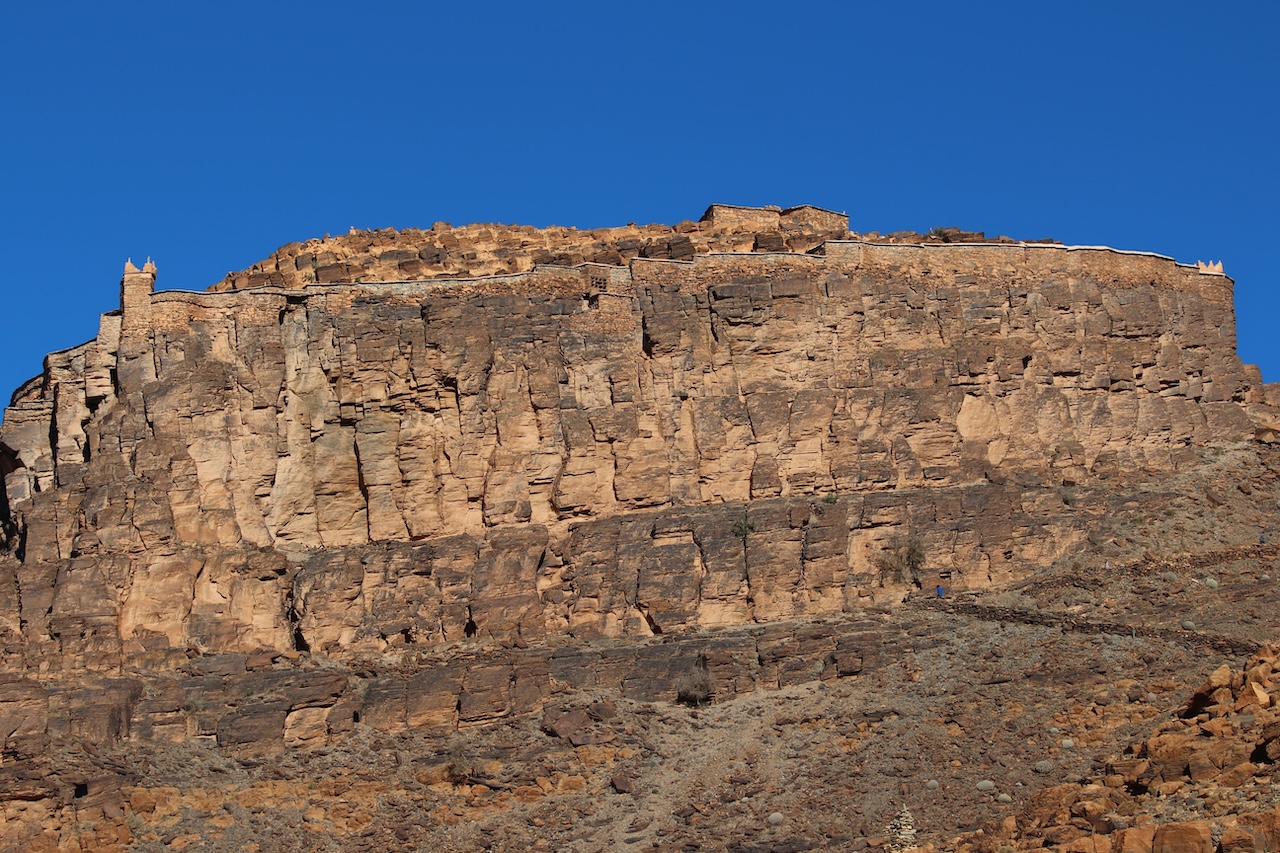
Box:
6;442;1277;852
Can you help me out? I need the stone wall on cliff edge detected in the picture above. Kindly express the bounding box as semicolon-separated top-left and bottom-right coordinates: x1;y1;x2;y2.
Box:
0;208;1271;678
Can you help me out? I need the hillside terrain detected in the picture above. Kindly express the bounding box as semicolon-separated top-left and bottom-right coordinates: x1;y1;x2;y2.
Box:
1;205;1279;851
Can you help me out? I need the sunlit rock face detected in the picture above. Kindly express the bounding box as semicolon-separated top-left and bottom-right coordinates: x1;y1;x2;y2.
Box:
2;210;1261;662
0;206;1275;850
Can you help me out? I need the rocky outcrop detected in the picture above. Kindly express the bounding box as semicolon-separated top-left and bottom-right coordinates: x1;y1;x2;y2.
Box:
2;219;1267;667
3;216;1273;659
961;646;1280;853
0;205;1277;849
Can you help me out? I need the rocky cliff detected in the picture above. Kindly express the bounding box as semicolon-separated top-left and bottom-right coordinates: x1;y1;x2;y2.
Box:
1;205;1277;851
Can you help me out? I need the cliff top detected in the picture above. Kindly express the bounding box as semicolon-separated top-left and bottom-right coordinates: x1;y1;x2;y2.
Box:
209;203;1063;293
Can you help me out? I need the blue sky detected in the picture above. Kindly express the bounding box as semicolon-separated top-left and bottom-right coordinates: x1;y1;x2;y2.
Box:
3;2;1277;406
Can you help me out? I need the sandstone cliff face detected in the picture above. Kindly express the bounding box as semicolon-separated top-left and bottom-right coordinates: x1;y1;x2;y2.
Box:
0;218;1267;668
0;206;1275;850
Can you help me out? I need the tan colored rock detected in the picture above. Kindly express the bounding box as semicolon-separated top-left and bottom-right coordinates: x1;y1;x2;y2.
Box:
1235;681;1271;710
1207;664;1233;689
1239;808;1280;851
1217;826;1265;853
1061;837;1113;853
5;223;1269;663
1152;821;1213;853
2;206;1280;850
1113;825;1157;853
282;707;329;746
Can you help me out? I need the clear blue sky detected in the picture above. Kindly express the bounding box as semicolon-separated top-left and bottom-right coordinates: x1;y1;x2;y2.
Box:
3;2;1277;406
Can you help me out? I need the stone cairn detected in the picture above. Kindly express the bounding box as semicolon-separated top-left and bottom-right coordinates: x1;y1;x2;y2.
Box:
884;804;918;853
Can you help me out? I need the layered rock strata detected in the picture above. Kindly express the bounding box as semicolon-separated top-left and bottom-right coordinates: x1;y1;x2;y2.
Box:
0;205;1276;850
2;217;1265;663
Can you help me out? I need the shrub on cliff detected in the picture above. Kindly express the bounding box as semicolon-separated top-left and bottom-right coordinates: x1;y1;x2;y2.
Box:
677;658;714;706
876;534;925;587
